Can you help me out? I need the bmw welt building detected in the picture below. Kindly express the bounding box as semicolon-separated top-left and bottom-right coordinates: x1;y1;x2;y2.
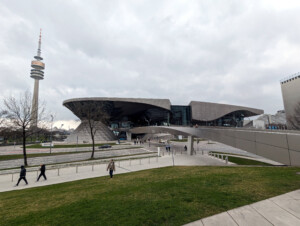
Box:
63;97;263;143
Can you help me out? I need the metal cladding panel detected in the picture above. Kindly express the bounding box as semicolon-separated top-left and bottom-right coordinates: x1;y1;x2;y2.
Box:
189;101;264;121
289;150;300;166
287;134;300;152
256;143;291;165
255;132;288;149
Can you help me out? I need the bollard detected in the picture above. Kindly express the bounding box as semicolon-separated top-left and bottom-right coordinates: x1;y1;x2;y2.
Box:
92;164;94;171
139;159;142;165
11;174;13;182
57;168;60;176
76;166;78;173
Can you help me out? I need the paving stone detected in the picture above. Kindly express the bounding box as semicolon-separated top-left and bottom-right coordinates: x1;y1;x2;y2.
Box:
251;199;300;226
270;198;300;219
184;219;204;226
201;212;238;226
286;189;300;200
228;205;272;226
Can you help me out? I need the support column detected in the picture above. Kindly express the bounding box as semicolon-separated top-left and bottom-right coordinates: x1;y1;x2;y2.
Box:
126;131;132;141
187;135;194;155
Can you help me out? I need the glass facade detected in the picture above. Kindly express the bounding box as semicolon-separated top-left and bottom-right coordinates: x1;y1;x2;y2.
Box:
170;105;191;126
109;107;170;129
192;111;245;127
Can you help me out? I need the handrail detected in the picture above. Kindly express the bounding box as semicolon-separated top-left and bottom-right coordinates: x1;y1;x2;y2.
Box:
0;153;157;176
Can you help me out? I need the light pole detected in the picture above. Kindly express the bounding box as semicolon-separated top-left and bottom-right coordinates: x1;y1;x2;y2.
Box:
50;115;53;154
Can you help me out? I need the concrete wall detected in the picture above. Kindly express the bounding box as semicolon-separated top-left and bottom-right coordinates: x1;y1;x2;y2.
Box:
130;126;300;166
281;74;300;129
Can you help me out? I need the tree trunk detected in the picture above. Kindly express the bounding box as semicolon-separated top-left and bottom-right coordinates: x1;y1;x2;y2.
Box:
91;134;95;159
22;127;28;166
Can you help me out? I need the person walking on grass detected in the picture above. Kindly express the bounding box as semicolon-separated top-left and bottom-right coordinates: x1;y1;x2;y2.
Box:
107;159;115;178
37;164;47;181
15;165;28;186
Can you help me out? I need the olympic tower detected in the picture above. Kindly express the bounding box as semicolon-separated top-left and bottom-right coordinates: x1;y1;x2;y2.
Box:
30;29;45;127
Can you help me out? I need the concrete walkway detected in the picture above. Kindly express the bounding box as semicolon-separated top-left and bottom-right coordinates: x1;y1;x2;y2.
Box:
185;189;300;226
0;153;229;193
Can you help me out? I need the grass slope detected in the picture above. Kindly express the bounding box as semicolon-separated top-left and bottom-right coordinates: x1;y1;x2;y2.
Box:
0;166;299;226
228;156;272;166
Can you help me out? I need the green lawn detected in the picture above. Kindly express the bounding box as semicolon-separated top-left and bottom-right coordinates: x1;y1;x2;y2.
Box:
228;156;272;166
0;166;299;225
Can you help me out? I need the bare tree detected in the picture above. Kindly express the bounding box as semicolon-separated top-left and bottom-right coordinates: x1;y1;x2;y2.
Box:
287;102;300;130
72;101;111;158
2;91;47;166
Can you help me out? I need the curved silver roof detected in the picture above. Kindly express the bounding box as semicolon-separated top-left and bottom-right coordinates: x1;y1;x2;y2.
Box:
189;101;264;121
63;97;171;111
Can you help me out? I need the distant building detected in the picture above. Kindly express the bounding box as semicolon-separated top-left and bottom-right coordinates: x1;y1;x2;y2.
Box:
245;110;287;130
281;72;300;129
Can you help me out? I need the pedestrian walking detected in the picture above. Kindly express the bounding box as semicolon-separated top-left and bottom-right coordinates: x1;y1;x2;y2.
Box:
37;164;47;181
184;145;187;152
15;165;28;186
107;159;116;178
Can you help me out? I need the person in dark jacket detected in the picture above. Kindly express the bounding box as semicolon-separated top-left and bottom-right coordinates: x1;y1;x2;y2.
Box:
37;164;47;181
15;165;28;186
184;145;187;152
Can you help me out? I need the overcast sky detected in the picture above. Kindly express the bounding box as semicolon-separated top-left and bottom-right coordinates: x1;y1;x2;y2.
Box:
1;0;300;128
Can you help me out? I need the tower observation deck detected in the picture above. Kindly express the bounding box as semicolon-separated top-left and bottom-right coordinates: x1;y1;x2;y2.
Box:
30;29;45;127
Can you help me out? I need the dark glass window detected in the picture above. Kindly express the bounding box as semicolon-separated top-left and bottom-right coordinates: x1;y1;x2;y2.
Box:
170;105;191;126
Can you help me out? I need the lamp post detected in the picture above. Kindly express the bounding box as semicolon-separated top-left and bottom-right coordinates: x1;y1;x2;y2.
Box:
50;115;53;154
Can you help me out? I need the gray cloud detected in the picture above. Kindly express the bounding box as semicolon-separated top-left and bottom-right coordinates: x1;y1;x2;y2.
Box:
1;0;300;124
